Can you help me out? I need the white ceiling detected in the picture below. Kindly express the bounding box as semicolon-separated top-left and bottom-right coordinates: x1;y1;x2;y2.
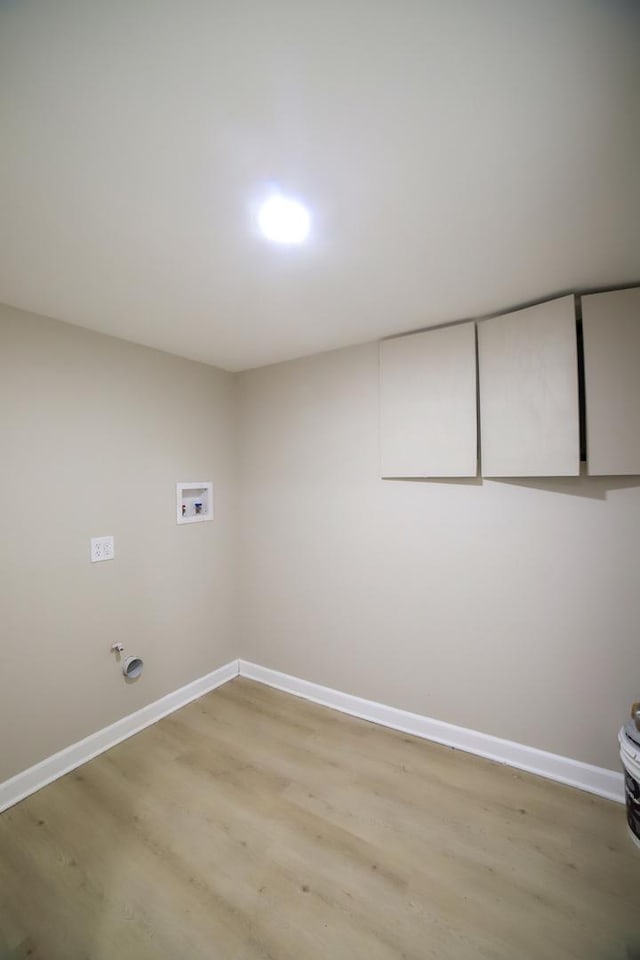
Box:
1;1;639;372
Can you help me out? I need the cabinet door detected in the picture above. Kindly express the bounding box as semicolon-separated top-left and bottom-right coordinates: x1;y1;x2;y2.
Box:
478;296;579;477
582;287;640;476
379;322;477;478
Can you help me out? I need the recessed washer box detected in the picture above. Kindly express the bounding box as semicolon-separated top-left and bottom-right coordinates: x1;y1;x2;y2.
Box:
177;481;213;524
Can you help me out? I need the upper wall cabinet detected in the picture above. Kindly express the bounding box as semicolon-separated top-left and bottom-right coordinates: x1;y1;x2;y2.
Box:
379;321;477;478
582;287;640;476
478;296;579;477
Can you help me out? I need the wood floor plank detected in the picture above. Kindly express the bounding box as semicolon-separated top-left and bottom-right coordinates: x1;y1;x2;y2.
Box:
1;677;638;959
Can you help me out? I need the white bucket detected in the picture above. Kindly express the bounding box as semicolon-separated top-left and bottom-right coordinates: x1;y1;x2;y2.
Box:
619;726;640;850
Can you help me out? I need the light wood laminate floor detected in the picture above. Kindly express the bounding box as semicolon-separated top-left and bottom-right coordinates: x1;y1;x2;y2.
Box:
1;677;638;960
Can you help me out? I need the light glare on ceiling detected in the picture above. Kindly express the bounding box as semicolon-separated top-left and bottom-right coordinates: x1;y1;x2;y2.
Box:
257;194;311;245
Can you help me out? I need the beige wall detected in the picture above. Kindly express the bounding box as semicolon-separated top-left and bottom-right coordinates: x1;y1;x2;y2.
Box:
237;342;640;771
0;304;238;781
3;304;637;781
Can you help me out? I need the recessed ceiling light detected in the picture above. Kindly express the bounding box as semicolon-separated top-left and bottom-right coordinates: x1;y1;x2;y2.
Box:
257;193;311;245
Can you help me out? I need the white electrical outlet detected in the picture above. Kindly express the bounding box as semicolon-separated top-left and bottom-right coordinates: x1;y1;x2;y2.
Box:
90;536;115;562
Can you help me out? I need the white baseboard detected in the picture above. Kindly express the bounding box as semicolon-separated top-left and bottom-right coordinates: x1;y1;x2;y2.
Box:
1;657;624;813
238;660;625;804
0;660;239;814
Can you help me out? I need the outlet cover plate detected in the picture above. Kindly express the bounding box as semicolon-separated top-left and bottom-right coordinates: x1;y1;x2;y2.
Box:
90;536;115;562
